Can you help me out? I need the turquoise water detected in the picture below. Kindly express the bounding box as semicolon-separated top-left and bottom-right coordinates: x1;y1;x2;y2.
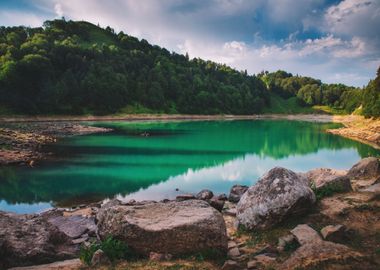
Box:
0;120;379;213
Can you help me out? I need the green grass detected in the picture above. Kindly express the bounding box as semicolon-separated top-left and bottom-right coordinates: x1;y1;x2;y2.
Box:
312;105;347;115
263;94;316;114
80;236;136;265
310;181;348;201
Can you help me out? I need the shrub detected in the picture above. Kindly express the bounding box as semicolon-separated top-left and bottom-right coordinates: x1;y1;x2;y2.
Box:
79;236;134;265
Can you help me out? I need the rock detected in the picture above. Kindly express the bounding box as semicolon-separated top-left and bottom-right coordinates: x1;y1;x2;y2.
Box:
229;185;249;203
72;235;89;245
97;200;228;256
0;211;77;269
195;189;214;200
48;215;97;238
221;260;239;270
149;252;172;261
320;225;347;242
237;168;316;229
224;208;237;216
228;241;237;249
228;247;240;258
208;196;225;211
8;259;82;270
281;239;364;270
360;182;380;194
305;168;351;192
91;249;111;267
247;260;257;269
254;254;276;264
291;224;322;245
217;193;228;201
347;157;380;180
277;234;296;252
175;194;195;201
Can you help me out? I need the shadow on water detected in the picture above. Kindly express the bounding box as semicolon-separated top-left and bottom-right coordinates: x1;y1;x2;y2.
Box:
0;120;379;212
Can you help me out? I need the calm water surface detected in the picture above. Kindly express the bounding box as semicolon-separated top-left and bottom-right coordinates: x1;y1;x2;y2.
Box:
1;120;379;213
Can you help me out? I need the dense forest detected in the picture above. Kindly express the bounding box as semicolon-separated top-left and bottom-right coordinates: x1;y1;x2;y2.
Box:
0;19;379;116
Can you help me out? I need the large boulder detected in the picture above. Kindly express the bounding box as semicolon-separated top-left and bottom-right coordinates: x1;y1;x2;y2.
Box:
228;185;249;203
237;167;316;230
347;157;380;180
304;168;351;192
0;211;77;269
48;215;97;239
282;224;366;270
96;200;228;256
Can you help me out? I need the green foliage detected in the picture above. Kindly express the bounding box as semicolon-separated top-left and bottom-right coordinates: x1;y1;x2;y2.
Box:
362;68;380;117
193;249;226;262
79;236;133;266
263;93;316;114
258;70;372;116
310;181;347;201
0;19;268;115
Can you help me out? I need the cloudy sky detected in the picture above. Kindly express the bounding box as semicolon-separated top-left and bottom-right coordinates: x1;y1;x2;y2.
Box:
0;0;379;86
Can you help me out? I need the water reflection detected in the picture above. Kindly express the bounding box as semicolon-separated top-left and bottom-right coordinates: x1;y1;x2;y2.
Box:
0;120;378;213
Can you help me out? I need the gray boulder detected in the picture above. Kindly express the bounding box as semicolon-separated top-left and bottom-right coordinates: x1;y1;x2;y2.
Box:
0;211;77;269
97;200;228;256
347;157;380;180
48;215;97;239
304;168;351;192
237;167;316;230
228;185;249;203
196;189;214;200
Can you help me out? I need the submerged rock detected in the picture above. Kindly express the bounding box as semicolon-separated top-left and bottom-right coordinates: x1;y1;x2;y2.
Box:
0;211;77;269
96;199;228;256
228;185;249;203
237;167;316;229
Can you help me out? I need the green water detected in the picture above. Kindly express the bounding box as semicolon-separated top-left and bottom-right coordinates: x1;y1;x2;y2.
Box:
0;120;379;213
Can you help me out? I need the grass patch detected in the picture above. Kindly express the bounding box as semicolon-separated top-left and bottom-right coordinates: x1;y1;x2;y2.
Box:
80;236;136;266
263;94;316;114
310;181;347;201
312;105;347;115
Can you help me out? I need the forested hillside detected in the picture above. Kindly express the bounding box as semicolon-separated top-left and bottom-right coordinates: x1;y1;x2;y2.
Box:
258;70;377;117
0;19;379;116
0;19;268;115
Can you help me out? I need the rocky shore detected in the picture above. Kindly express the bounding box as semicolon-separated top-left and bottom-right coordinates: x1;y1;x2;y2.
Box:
1;157;379;270
0;122;111;165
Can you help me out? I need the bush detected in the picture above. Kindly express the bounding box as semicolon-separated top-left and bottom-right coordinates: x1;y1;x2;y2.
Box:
310;181;347;200
79;236;134;265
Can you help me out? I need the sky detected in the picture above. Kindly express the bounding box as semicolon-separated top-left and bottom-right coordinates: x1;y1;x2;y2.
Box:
0;0;379;87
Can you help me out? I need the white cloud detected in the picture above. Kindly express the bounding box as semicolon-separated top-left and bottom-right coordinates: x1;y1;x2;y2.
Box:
54;3;63;18
0;0;378;86
0;10;44;27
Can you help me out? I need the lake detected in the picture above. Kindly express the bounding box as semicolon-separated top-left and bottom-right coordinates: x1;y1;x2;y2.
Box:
0;119;379;213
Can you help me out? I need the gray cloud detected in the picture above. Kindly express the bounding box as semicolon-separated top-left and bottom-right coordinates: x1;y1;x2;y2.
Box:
0;0;379;86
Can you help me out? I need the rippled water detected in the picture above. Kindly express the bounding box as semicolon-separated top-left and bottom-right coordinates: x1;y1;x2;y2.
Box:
1;120;379;213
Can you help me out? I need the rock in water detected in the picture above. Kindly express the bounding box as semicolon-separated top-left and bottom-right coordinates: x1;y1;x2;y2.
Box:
228;185;249;203
237;167;316;230
0;211;77;269
96;200;228;255
347;157;380;180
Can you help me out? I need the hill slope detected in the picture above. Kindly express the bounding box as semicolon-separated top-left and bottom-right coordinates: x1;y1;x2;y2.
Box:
0;20;268;115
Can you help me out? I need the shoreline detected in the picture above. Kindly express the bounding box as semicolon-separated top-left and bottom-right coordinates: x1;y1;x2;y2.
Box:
1;157;380;269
